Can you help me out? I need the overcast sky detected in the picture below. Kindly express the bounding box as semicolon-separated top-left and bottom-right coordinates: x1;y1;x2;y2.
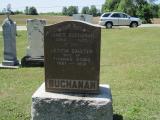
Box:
0;0;106;13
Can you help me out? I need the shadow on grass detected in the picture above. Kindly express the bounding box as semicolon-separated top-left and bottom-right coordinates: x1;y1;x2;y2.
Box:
113;114;123;120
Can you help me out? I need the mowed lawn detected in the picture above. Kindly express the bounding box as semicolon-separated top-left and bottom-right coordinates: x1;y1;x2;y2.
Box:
0;28;160;120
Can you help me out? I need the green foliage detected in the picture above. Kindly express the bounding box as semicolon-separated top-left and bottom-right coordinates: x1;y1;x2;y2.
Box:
28;7;38;15
89;5;97;16
62;6;78;16
25;6;38;15
151;5;159;18
102;0;160;23
63;5;100;16
62;7;68;15
81;6;90;14
24;6;29;15
81;5;100;16
14;10;23;15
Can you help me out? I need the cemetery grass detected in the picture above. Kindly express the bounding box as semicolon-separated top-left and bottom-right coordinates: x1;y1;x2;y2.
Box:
0;28;160;120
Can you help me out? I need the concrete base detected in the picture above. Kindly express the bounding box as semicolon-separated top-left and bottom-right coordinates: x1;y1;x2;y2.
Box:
21;56;44;67
0;63;19;69
31;83;113;120
2;60;19;66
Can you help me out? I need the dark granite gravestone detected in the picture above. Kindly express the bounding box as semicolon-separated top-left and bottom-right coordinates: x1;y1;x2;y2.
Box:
0;12;19;68
44;21;101;93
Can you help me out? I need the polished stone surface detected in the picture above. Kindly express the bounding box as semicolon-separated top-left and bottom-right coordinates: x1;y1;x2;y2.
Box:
44;21;101;93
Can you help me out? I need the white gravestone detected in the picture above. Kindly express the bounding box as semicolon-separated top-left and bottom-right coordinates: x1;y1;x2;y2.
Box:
0;17;19;68
26;19;46;58
21;19;46;67
73;14;93;23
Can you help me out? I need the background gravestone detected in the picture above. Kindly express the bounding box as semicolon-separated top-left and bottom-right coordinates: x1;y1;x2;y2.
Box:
44;21;101;93
73;14;93;23
21;19;46;67
0;15;19;68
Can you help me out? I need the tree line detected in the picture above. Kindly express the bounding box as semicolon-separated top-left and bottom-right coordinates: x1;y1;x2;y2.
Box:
62;5;100;16
102;0;160;23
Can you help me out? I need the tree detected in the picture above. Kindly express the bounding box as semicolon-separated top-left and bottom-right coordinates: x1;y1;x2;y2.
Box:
151;4;159;18
102;2;109;13
118;0;136;16
67;6;78;16
14;10;23;15
141;4;153;23
62;7;68;15
89;5;97;16
24;6;29;15
28;6;38;15
102;0;159;23
81;6;90;14
107;0;121;11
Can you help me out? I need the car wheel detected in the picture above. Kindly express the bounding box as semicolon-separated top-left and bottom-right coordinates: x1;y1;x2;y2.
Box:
105;22;112;29
130;22;138;28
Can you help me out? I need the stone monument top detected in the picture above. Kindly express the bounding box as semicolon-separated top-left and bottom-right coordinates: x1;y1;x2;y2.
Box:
44;21;101;94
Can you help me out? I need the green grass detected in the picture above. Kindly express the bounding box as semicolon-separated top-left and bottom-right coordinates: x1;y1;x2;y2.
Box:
0;28;160;120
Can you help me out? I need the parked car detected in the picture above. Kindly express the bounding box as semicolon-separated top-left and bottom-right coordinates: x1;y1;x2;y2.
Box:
99;12;142;28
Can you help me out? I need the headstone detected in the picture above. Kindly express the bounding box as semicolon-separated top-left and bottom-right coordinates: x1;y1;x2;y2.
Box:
73;14;93;23
31;21;113;120
0;15;19;68
44;21;101;93
21;19;46;67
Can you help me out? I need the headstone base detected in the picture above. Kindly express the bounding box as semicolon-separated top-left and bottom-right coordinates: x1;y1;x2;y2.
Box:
0;63;19;69
31;83;113;120
2;60;19;66
21;56;44;67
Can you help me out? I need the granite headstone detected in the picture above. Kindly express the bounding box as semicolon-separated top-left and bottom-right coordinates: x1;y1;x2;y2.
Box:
44;21;101;93
0;16;19;68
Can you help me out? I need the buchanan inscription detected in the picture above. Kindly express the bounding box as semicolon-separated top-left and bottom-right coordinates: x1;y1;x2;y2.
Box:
44;21;101;93
46;79;98;90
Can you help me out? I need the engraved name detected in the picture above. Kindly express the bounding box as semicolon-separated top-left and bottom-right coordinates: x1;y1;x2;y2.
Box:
47;79;98;90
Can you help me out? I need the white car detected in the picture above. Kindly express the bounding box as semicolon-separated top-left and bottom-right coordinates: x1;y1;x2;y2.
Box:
99;12;142;28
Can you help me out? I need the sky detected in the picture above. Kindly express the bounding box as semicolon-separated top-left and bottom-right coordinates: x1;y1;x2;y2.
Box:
0;0;105;13
0;0;160;13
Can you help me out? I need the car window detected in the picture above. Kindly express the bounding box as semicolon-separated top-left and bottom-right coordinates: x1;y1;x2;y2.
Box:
111;13;120;18
120;14;128;18
102;13;111;17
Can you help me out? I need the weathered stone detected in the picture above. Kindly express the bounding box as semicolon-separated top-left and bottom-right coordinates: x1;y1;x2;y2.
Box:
31;83;113;120
26;19;46;58
44;21;101;93
21;19;46;67
1;18;19;67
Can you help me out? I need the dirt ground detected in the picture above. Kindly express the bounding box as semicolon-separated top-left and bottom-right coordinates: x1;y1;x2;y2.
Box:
152;18;160;24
